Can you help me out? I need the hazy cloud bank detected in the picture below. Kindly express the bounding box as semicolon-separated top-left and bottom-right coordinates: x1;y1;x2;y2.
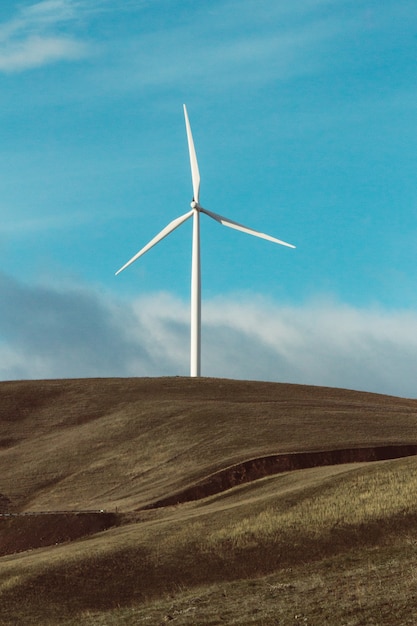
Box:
0;273;416;397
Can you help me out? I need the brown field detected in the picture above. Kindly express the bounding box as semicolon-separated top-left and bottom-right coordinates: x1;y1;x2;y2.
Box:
0;376;416;625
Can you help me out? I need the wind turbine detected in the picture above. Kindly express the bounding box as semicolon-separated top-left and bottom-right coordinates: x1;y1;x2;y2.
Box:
116;105;295;377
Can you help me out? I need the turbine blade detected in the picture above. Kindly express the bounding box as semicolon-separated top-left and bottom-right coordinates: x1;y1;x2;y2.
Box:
183;104;200;204
200;207;296;248
115;209;194;275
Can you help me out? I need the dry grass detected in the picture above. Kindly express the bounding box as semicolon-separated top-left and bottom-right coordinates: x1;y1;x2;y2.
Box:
207;456;417;551
0;377;417;624
1;377;416;512
1;457;417;624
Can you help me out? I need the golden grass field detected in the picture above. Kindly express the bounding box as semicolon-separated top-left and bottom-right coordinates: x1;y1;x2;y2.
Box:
0;376;416;625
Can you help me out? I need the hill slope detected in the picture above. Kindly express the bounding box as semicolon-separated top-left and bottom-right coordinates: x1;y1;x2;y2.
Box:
1;377;417;625
0;377;416;512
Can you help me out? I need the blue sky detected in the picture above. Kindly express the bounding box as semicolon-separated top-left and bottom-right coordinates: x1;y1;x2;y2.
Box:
0;0;416;395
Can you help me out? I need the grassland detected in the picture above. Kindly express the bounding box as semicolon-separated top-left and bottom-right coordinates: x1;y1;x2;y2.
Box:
0;377;416;624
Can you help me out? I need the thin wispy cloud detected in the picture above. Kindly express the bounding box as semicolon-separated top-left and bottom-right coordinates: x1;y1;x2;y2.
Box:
0;35;87;72
90;0;416;101
102;11;342;93
0;273;416;398
0;0;91;72
0;210;102;236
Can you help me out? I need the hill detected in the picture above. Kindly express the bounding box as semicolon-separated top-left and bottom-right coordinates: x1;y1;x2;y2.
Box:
0;377;417;625
1;376;416;513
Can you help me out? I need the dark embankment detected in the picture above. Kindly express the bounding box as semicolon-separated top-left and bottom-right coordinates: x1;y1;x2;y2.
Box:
144;444;417;508
0;494;12;513
0;512;120;556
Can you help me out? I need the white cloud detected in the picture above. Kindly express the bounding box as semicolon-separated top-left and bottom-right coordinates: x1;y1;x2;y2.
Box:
0;273;416;398
0;0;90;72
202;296;417;397
0;35;87;71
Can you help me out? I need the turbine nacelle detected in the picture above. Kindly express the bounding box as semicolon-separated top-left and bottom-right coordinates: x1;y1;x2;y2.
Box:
190;199;201;210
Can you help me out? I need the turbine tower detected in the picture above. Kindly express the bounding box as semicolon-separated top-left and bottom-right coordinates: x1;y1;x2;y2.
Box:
116;105;295;377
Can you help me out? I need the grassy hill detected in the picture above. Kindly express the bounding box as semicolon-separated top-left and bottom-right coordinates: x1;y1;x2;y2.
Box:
0;377;416;625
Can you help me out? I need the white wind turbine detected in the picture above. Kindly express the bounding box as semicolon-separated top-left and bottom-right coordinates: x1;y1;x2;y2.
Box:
116;105;295;377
